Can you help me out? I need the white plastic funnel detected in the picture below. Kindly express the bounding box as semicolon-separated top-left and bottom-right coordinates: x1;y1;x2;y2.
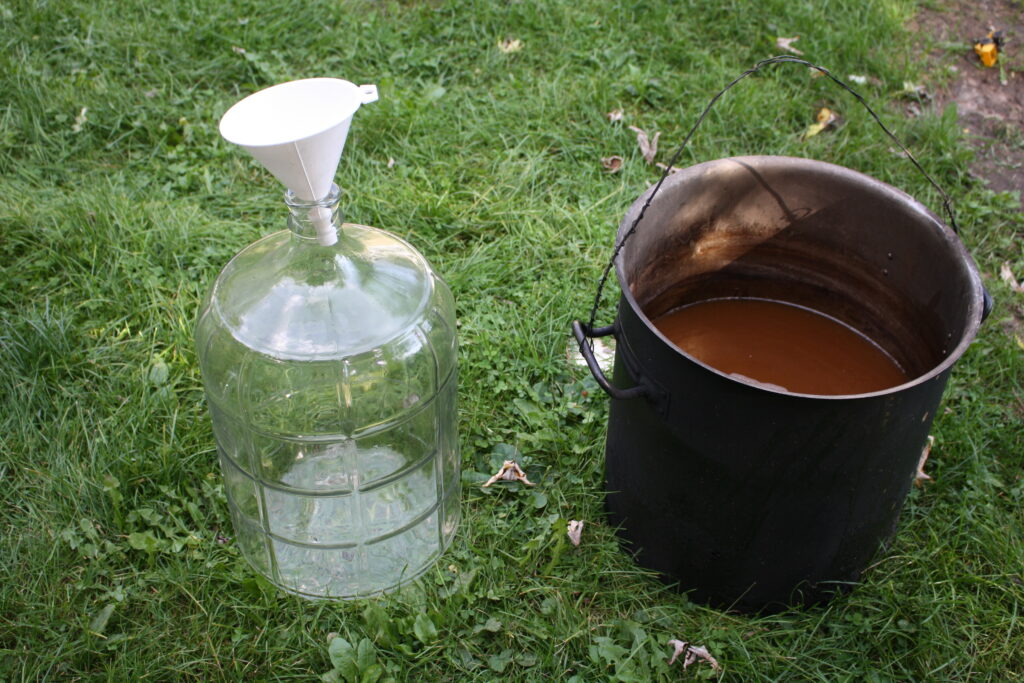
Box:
219;78;378;245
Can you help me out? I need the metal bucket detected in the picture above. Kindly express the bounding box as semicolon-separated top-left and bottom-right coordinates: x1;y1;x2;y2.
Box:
574;155;988;611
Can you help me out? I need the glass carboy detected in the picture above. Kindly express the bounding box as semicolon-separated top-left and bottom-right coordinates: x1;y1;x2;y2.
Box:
196;185;459;598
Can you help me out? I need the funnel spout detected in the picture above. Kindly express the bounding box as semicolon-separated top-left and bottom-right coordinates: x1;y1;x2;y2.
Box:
286;185;344;246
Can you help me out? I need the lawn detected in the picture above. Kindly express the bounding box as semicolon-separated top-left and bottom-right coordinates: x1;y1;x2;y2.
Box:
1;0;1022;680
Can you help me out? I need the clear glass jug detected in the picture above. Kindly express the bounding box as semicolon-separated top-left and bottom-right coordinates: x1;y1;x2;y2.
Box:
196;186;459;598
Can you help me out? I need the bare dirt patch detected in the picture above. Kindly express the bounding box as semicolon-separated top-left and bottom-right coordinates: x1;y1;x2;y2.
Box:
911;0;1024;203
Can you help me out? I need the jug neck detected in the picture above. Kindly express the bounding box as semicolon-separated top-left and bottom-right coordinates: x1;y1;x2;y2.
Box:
285;184;344;246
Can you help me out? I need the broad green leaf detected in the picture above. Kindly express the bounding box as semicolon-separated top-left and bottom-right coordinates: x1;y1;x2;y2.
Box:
590;636;629;665
512;398;541;421
412;613;437;644
514;651;538;667
360;664;383;683
327;636;354;670
147;359;170;385
487;649;513;673
362;604;395;647
424;84;446;100
89;603;116;635
355;638;376;673
127;530;160;554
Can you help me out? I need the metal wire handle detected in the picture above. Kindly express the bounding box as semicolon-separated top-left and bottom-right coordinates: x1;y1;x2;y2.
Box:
585;55;962;338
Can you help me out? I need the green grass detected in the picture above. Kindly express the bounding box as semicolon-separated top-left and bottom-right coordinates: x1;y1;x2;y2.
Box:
2;0;1023;679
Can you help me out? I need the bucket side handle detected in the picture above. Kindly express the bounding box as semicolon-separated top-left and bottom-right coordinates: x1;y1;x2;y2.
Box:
571;320;648;400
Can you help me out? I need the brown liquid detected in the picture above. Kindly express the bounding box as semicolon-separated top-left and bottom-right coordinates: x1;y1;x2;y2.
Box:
652;299;909;395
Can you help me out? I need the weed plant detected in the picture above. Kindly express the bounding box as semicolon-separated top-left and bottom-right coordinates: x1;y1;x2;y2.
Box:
1;0;1022;680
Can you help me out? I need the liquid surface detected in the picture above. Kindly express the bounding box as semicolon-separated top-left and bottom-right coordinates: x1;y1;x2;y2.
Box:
652;298;909;395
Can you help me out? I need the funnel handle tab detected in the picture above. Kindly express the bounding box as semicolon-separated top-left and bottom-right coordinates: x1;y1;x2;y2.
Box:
572;320;648;401
359;84;379;104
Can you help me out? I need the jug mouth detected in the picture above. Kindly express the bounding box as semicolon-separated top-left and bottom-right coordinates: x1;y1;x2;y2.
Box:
614;155;986;400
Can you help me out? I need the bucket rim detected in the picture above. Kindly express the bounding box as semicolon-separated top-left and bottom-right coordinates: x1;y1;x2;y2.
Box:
613;154;986;400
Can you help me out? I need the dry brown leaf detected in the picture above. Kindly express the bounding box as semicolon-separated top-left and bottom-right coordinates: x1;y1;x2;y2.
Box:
607;108;624;122
776;36;803;55
668;640;721;671
654;162;680;175
567;520;584;546
628;125;660;164
667;640;688;666
688;645;721;671
498;38;523;53
601;155;623;173
915;435;935;486
1000;262;1024;293
483;460;534;487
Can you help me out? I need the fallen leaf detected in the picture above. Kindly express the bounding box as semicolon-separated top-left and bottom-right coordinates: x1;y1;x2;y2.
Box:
483;460;534;487
900;81;931;102
667;640;687;666
688;645;721;672
974;28;1003;67
71;106;88;133
776;36;803;55
498;38;523;53
607;108;624;122
628;125;660;164
801;107;839;141
654;162;680;175
668;639;721;671
567;520;584;546
601;155;623;173
915;435;935;486
1000;262;1024;293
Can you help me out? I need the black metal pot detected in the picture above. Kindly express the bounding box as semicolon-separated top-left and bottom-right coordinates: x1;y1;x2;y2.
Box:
574;155;988;611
